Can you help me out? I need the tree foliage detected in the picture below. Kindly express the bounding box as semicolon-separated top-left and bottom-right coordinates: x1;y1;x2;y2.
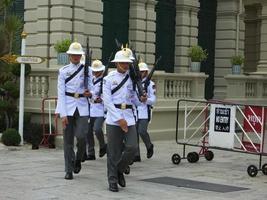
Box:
0;0;30;131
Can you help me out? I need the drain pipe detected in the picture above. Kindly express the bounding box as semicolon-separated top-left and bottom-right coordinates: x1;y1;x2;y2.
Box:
71;0;75;41
235;0;242;55
47;0;51;68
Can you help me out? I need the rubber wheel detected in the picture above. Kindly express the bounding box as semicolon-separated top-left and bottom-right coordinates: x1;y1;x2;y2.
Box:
204;150;214;161
171;153;181;165
262;163;267;175
192;152;199;162
247;165;258;177
187;152;196;163
124;166;130;175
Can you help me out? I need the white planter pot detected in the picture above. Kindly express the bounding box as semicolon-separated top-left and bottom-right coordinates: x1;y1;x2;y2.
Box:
190;62;201;72
232;65;241;74
57;53;69;65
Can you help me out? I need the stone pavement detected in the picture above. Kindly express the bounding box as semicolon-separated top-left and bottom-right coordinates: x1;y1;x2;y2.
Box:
0;140;267;200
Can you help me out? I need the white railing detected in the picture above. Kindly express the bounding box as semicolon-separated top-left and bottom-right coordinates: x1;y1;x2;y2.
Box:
225;74;267;102
26;75;49;98
153;71;208;100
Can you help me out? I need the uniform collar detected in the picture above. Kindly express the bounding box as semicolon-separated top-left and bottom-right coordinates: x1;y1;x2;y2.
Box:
70;62;81;68
116;70;129;77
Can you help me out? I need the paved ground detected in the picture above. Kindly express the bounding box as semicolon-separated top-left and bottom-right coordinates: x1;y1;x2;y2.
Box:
0;140;267;200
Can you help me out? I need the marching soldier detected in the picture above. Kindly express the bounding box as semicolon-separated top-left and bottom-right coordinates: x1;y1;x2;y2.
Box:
56;41;92;180
134;62;156;162
86;60;107;160
103;48;147;192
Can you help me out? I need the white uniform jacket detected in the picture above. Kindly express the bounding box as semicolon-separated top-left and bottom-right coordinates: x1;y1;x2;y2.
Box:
57;63;92;117
137;78;156;119
103;70;141;126
90;76;105;117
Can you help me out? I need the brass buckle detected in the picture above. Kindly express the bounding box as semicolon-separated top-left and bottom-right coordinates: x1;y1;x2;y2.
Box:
74;93;79;99
121;103;126;110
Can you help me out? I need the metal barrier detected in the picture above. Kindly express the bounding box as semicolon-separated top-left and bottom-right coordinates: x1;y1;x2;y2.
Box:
171;99;267;177
41;97;59;148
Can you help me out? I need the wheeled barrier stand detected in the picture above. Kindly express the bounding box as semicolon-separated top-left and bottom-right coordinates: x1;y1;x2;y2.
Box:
41;97;59;148
171;99;267;177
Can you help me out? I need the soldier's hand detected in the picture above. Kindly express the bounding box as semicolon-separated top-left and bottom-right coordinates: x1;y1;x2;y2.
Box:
84;89;92;98
61;117;68;129
118;119;128;133
140;93;147;102
95;97;102;103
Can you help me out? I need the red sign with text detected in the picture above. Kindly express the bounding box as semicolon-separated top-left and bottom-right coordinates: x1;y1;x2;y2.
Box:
243;106;266;133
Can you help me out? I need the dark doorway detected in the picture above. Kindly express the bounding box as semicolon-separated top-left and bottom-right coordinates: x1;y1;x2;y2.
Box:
198;0;217;100
155;0;176;72
102;0;130;65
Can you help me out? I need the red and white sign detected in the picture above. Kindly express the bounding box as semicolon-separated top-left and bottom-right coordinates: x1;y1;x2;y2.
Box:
243;106;266;133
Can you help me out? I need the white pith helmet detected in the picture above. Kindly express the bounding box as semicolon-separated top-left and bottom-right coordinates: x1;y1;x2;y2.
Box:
138;62;149;71
111;49;133;63
66;42;84;55
91;60;105;72
123;47;135;60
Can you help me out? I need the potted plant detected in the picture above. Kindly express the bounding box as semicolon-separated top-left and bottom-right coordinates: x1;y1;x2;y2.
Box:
188;45;208;72
54;38;71;65
231;55;244;74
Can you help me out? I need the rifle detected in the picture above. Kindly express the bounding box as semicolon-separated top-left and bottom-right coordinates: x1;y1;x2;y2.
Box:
143;56;161;92
84;37;92;123
84;36;92;89
114;38;145;98
130;49;145;97
98;52;113;95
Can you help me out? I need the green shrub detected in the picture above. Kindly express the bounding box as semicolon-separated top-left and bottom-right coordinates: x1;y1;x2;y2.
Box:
231;55;244;65
54;38;72;53
11;63;31;77
1;128;21;146
2;81;19;98
188;45;208;62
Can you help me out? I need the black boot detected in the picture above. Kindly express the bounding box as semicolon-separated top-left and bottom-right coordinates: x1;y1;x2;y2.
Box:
73;160;81;174
86;155;96;160
64;172;73;180
99;144;107;157
147;144;154;159
109;183;118;192
118;172;126;187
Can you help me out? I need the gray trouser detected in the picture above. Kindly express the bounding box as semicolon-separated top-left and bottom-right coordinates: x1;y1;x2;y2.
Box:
135;119;153;157
63;109;88;173
106;124;138;184
87;117;106;156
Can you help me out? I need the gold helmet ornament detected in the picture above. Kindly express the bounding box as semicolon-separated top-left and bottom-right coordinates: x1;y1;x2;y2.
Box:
120;44;135;60
91;59;105;72
66;42;84;55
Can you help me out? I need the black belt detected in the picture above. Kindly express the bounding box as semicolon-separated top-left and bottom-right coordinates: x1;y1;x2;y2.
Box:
65;92;85;98
114;104;133;110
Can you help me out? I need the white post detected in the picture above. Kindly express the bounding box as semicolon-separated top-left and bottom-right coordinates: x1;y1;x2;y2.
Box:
18;31;27;145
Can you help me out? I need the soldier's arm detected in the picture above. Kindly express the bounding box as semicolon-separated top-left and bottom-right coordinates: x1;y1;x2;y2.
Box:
102;77;123;122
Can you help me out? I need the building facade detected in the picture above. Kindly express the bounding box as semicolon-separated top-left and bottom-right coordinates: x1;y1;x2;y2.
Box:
19;0;267;139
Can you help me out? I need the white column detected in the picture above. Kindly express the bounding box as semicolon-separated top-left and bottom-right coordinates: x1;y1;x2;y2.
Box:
175;0;199;73
129;0;156;66
214;0;245;99
257;3;267;73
